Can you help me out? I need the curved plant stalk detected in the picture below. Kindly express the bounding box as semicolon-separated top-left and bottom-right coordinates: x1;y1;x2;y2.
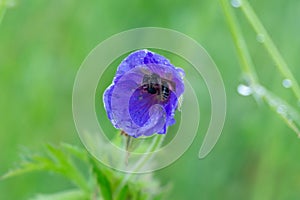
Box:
219;0;300;137
239;0;300;101
0;0;7;25
219;0;258;85
257;87;300;137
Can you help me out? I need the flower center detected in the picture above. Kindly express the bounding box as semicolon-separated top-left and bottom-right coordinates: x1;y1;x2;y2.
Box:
140;73;174;102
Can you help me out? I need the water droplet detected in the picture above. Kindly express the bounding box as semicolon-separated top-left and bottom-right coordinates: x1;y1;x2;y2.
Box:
237;84;252;96
286;115;293;123
177;68;185;78
276;105;287;116
268;99;278;108
282;79;292;88
256;34;265;43
231;0;242;8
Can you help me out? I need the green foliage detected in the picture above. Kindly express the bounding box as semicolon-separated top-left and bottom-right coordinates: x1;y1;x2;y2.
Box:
2;144;163;200
29;190;87;200
1;0;300;199
91;160;113;200
219;0;300;136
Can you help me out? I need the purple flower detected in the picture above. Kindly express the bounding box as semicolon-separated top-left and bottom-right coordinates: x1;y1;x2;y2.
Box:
103;49;185;138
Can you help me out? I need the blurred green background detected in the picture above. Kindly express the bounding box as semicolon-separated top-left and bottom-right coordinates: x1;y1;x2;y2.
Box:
1;0;300;199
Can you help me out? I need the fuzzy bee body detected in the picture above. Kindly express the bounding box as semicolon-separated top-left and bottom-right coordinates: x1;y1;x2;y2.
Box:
142;73;160;94
141;73;175;102
160;80;170;101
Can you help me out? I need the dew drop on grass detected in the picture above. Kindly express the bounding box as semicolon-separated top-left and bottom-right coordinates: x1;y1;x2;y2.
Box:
256;34;265;43
231;0;242;8
269;99;278;107
282;79;292;88
286;115;293;123
276;105;287;116
237;84;252;96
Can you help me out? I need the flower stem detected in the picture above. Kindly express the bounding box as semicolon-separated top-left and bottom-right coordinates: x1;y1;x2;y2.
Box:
239;0;300;101
219;0;258;85
0;0;7;25
219;0;300;137
129;134;164;173
116;134;165;194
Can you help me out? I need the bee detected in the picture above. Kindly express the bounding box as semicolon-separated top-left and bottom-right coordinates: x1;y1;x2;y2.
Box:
141;72;175;102
142;73;160;94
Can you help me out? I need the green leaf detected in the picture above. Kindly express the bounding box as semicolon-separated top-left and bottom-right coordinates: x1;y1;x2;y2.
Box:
1;160;45;180
2;143;164;200
61;143;88;161
44;145;90;192
91;160;113;200
45;144;69;166
116;185;129;200
1;153;54;180
29;190;88;200
2;144;90;193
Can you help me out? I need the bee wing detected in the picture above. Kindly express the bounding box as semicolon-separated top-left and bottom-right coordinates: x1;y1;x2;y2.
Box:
177;95;183;111
163;73;176;90
140;67;152;75
161;78;176;92
164;72;173;80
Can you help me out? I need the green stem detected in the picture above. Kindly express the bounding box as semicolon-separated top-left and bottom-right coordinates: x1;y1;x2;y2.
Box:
240;0;300;101
66;165;91;193
0;0;7;25
260;87;300;137
116;134;165;194
130;134;164;173
219;0;300;137
219;0;259;85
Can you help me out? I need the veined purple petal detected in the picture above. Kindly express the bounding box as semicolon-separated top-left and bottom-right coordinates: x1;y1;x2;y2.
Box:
103;49;185;137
